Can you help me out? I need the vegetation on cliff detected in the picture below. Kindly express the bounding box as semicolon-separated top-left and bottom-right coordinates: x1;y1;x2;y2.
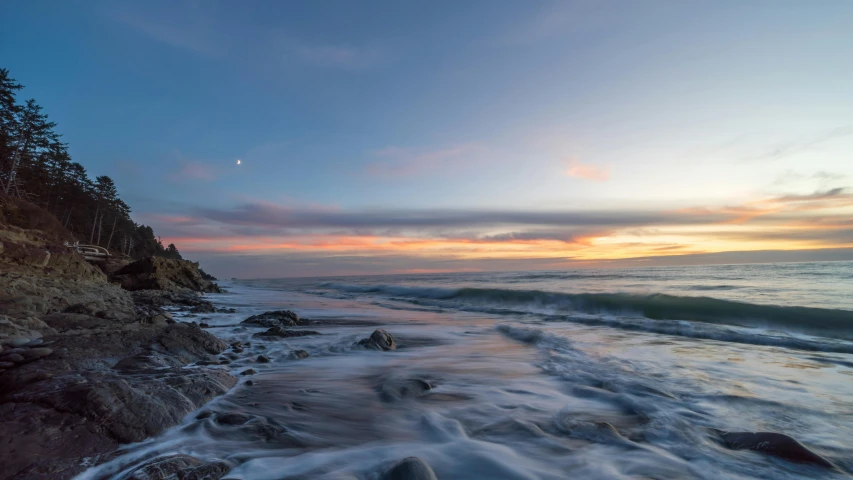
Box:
0;67;182;260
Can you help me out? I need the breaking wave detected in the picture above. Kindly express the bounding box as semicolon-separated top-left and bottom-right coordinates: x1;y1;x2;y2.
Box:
319;283;853;345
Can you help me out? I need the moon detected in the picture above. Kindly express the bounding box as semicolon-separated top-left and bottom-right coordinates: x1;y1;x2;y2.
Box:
236;159;241;165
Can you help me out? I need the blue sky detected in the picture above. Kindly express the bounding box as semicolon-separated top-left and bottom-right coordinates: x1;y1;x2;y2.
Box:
3;1;852;277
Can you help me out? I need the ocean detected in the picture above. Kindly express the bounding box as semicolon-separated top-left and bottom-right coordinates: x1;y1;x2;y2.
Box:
79;261;853;479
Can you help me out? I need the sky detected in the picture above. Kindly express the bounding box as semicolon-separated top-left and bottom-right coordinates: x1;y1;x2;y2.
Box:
2;0;853;277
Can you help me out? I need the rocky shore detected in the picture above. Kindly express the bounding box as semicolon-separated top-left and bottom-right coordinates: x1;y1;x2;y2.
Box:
0;204;237;480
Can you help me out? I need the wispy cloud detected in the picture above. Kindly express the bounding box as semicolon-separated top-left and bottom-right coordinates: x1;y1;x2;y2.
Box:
366;143;485;178
167;161;218;182
137;182;853;276
112;6;385;70
501;2;608;45
110;4;221;57
565;158;609;182
284;40;383;69
743;127;853;162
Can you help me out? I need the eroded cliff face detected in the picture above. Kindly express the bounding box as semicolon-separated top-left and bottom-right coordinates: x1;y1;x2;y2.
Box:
113;256;222;293
0;198;235;480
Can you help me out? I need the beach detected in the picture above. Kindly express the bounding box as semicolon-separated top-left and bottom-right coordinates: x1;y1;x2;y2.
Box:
75;262;853;479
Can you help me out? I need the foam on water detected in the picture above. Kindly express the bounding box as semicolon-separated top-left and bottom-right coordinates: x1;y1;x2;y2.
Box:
78;262;853;479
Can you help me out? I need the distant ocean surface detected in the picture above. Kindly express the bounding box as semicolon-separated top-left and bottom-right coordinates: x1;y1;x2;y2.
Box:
81;261;853;479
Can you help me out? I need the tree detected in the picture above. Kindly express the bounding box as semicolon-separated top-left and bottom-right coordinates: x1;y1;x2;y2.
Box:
3;99;57;195
0;67;198;264
164;243;183;260
0;69;23;176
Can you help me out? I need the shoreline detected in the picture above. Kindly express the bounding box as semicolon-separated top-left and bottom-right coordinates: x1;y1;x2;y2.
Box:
0;256;240;480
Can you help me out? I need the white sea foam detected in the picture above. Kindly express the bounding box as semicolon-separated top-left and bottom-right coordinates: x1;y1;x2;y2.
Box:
78;263;853;479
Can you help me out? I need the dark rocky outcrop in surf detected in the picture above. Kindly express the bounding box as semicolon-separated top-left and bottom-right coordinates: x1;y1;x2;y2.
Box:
241;309;303;328
115;454;233;480
384;457;438;480
290;349;310;360
113;256;222;293
379;377;432;402
254;326;321;338
358;329;397;351
0;322;236;479
713;430;837;469
0;201;236;480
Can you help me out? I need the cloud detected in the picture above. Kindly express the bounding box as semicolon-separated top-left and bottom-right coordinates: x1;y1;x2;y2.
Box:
167;162;218;182
287;41;383;69
139;184;853;277
565;158;609;182
743;127;853;162
501;2;610;46
366;143;485;178
113;5;384;70
111;4;221;57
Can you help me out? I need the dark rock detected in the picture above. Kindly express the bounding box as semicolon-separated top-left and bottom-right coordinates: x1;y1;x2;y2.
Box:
215;412;251;426
0;353;25;364
232;347;244;353
62;303;95;315
114;257;222;293
0;369;236;479
190;303;216;314
230;341;242;348
199;322;210;328
131;289;207;307
257;355;271;363
290;350;309;360
240;368;257;376
19;347;52;363
114;354;176;371
254;326;320;338
379;377;432;402
245;380;254;386
714;430;837;469
241;310;302;328
384;457;438;480
357;329;397;351
117;454;232;480
217;307;237;314
0;361;14;369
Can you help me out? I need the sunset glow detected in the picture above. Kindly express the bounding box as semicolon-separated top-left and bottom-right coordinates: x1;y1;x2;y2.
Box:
6;1;851;277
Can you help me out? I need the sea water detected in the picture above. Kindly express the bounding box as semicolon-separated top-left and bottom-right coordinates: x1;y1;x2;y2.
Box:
78;261;853;479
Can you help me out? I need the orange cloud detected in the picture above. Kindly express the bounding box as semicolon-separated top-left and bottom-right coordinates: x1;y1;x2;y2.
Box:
565;158;609;182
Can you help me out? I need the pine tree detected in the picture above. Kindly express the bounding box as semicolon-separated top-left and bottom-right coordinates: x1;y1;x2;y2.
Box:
3;99;57;195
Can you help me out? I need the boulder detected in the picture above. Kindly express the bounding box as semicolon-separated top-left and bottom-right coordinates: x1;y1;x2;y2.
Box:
113;257;221;293
241;310;302;328
254;326;320;338
379;377;432;402
20;347;52;363
290;350;310;360
714;430;836;469
190;303;216;314
358;329;397;351
384;457;438;480
117;454;232;480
